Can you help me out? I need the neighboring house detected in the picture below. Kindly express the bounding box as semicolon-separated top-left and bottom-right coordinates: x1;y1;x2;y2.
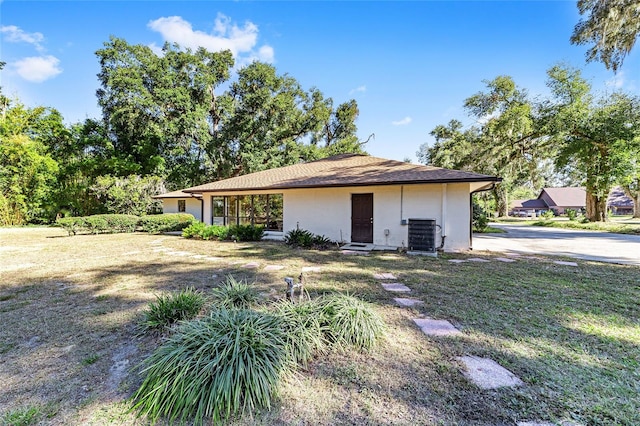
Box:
156;154;500;252
153;190;203;222
607;187;634;215
511;187;586;216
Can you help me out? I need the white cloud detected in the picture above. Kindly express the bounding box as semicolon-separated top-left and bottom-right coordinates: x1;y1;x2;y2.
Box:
148;14;273;63
1;25;45;51
349;85;367;95
606;71;625;89
13;55;62;82
392;116;412;126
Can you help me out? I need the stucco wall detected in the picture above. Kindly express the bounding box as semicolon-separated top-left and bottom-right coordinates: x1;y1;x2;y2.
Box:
162;198;202;221
283;183;472;251
197;184;473;251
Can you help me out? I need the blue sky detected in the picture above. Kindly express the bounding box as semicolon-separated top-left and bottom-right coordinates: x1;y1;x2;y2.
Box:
1;1;638;162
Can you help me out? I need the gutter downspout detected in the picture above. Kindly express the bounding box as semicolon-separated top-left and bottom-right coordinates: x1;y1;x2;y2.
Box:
192;194;204;223
440;183;447;249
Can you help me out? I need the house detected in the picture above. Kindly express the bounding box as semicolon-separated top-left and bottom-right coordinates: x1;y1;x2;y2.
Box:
156;154;500;252
153;190;203;221
511;187;586;216
607;187;634;215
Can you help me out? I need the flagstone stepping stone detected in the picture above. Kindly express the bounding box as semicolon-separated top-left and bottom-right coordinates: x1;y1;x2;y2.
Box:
191;254;207;259
394;298;424;307
506;252;522;257
457;356;524;389
554;261;578;267
381;283;411;292
468;258;490;262
242;262;260;269
341;250;369;256
373;272;397;280
448;259;467;263
204;256;223;261
413;318;462;336
264;265;284;271
496;257;516;263
301;266;321;272
167;251;192;257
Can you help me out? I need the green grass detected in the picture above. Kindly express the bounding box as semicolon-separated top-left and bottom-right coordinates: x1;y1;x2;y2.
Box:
1;406;41;426
530;219;640;234
142;287;205;330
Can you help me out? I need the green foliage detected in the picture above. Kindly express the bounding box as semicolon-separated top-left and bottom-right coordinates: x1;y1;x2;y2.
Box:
90;175;164;216
284;228;333;249
472;199;489;232
541;210;555;220
571;0;640;71
228;224;265;242
272;299;326;366
566;208;578;221
182;223;264;241
315;293;385;351
142;287;205;331
131;308;288;425
137;213;195;233
1;405;41;426
181;222;207;239
211;276;261;309
56;214;139;235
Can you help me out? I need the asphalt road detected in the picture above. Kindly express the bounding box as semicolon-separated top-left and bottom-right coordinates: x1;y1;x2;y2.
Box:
473;223;640;266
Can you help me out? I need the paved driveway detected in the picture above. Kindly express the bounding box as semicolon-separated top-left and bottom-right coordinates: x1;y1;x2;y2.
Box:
473;223;640;266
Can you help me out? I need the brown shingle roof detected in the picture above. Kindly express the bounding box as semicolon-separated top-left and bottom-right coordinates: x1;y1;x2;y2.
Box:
152;190;203;199
183;154;500;194
541;187;586;208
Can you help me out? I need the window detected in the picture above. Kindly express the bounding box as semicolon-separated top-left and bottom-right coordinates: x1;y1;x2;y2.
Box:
178;200;186;212
211;194;283;231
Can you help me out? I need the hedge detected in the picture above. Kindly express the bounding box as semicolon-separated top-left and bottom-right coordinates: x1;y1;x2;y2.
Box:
182;223;264;242
56;213;195;235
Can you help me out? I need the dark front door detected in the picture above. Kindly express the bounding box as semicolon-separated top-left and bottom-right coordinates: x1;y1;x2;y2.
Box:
351;193;373;243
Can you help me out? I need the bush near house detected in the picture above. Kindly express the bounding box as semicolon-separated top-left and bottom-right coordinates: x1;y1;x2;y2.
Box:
56;213;194;235
181;223;264;242
284;228;333;249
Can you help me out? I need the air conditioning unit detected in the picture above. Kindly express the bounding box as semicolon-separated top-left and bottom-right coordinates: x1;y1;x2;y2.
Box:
407;218;437;253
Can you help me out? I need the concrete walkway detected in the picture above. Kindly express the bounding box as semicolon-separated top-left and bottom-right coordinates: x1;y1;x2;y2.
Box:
474;223;640;266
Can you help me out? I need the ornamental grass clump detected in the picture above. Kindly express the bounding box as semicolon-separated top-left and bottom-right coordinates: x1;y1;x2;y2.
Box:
142;287;205;330
316;293;385;351
272;299;326;366
211;275;261;309
131;308;288;425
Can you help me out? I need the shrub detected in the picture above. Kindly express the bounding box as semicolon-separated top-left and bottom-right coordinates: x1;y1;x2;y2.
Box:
315;293;385;351
103;214;139;232
566;208;578;221
56;216;86;236
229;224;265;242
211;276;261;309
84;215;109;234
131;308;288;425
272;299;326;366
182;222;207;239
142;287;205;330
284;228;333;249
201;224;230;241
472;200;489;232
138;213;196;233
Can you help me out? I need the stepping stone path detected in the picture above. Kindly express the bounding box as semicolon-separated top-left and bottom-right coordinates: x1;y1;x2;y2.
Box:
381;283;411;292
448;259;467;263
413;318;462;337
457;356;524;389
242;262;260;269
394;298;423;307
554;260;578;267
468;258;490;262
373;272;397;280
264;265;284;271
301;266;321;272
341;250;369;255
496;257;516;263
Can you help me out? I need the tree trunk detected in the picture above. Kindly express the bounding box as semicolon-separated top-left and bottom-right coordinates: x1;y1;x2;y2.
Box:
621;185;640;218
585;190;608;222
493;184;508;217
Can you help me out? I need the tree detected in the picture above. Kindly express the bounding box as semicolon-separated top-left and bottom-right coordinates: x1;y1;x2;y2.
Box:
618;139;640;217
545;65;640;221
571;0;640;71
419;76;549;216
90;175;165;216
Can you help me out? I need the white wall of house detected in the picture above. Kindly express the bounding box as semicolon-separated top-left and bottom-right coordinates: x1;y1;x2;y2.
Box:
161;198;202;221
197;183;474;251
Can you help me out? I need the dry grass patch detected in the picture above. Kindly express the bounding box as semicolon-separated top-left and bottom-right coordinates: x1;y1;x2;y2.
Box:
0;227;638;425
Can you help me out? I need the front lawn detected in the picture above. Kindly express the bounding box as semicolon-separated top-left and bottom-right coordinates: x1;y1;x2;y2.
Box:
0;227;638;425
